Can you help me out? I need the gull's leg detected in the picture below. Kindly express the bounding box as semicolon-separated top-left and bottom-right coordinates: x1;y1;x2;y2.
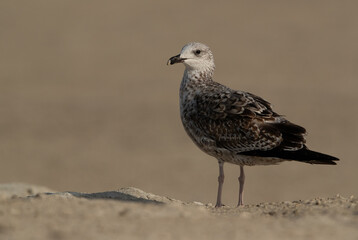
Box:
215;161;224;208
237;166;245;206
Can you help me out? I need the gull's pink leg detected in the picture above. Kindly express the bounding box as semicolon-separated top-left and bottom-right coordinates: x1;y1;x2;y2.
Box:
237;166;245;206
215;161;224;207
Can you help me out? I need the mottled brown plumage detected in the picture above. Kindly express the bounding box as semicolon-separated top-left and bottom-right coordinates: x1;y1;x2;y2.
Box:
168;42;339;207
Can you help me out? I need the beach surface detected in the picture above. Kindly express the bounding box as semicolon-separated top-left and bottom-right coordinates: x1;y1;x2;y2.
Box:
1;183;357;240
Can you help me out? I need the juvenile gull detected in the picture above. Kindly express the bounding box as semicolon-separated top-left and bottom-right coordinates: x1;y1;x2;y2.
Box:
167;42;339;207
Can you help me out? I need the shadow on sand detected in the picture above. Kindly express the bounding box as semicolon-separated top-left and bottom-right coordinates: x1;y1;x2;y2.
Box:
40;189;164;205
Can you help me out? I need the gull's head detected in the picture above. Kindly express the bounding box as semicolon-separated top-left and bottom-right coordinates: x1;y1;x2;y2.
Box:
167;42;215;73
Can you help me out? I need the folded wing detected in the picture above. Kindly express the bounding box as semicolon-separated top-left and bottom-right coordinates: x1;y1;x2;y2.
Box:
194;84;338;164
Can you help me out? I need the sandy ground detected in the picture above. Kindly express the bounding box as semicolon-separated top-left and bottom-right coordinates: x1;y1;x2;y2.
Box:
0;183;357;240
0;1;357;238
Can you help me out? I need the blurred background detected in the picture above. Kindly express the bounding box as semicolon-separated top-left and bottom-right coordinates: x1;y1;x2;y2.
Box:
0;0;357;206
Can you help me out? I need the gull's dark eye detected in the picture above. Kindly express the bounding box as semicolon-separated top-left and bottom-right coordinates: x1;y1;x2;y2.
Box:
194;49;201;55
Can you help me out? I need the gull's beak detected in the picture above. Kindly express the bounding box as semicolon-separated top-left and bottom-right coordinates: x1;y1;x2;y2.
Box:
167;54;186;65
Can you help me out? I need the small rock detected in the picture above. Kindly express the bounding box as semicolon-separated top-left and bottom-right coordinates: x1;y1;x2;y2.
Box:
192;201;204;206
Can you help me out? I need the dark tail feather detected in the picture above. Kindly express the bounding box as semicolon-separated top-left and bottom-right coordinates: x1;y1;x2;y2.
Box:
292;148;339;165
240;147;339;165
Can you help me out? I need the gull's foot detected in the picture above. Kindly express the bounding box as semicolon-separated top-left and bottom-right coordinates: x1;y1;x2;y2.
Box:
215;203;225;208
237;199;244;207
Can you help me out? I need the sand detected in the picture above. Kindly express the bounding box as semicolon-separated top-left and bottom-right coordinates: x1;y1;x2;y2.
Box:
0;183;357;240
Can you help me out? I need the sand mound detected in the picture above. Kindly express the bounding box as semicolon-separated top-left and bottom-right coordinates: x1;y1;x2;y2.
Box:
0;183;357;240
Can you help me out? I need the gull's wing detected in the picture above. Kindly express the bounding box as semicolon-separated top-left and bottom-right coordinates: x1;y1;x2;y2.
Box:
194;84;306;153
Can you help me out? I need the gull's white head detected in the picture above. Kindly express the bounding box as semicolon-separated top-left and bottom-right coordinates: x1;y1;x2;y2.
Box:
168;42;215;74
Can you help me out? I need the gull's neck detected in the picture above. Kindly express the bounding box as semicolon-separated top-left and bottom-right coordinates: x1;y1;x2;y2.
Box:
179;67;215;109
183;67;214;84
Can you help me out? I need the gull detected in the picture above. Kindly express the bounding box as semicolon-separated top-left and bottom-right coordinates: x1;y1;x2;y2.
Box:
167;42;339;207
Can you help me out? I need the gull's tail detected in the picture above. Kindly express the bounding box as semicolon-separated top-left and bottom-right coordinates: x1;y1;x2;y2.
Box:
241;147;339;165
286;148;339;165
